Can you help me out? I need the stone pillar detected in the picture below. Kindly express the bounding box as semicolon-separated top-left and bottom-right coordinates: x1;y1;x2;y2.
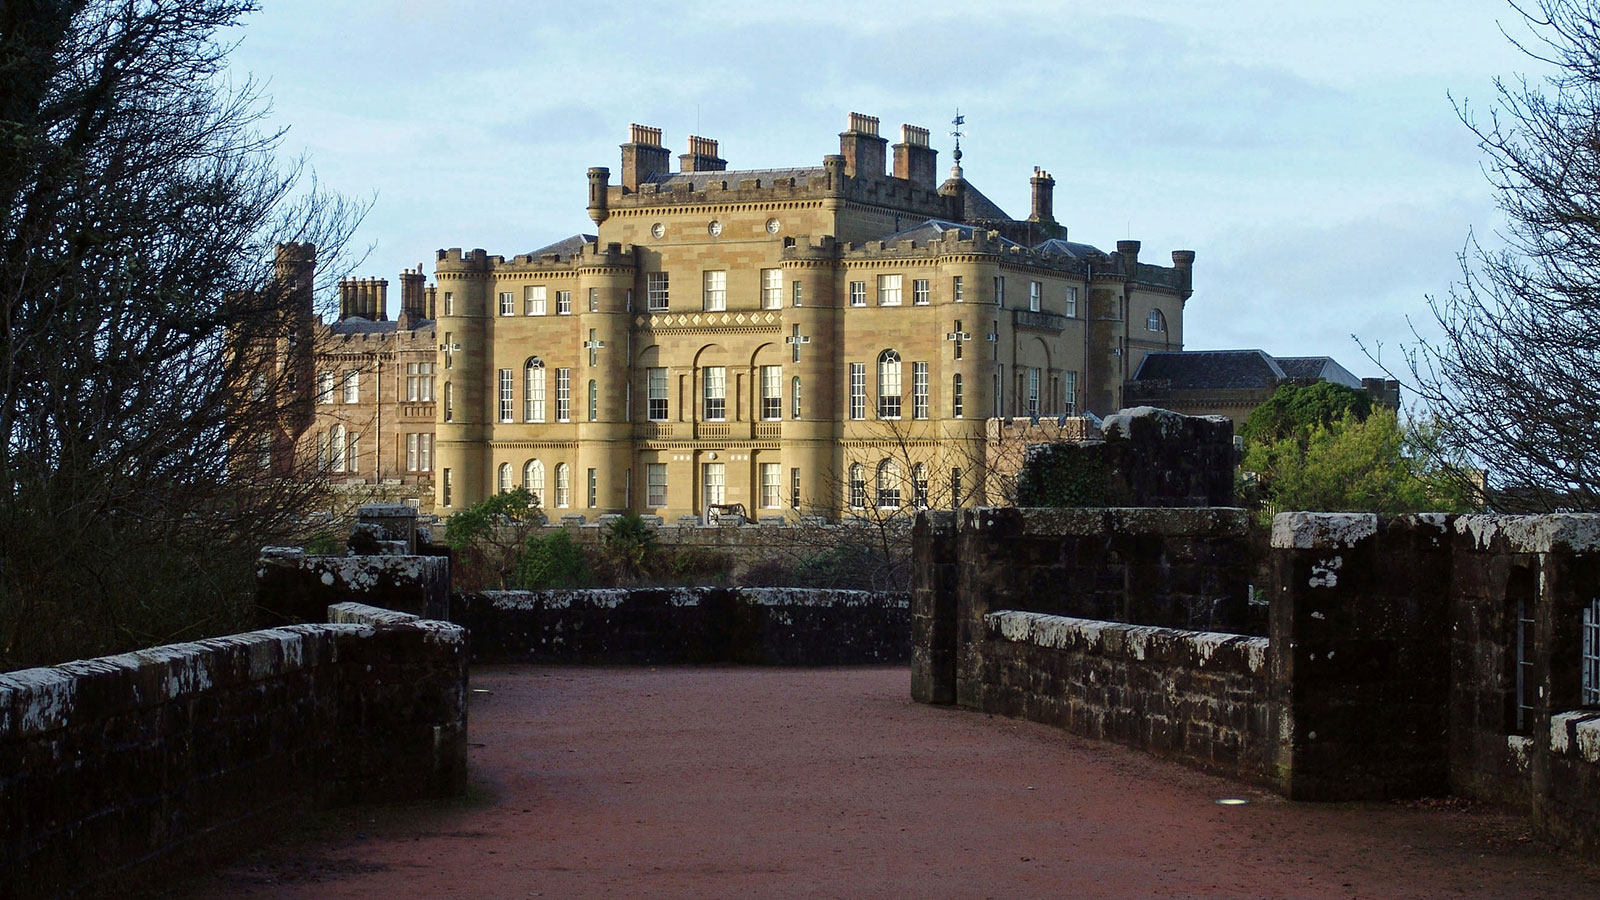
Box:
911;510;960;704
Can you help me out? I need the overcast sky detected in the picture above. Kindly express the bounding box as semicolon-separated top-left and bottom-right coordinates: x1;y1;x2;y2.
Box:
228;0;1541;378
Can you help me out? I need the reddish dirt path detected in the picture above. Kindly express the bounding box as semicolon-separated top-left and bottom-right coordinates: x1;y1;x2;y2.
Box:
185;666;1600;899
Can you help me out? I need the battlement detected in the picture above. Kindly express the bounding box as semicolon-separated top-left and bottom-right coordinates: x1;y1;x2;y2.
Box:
434;247;491;273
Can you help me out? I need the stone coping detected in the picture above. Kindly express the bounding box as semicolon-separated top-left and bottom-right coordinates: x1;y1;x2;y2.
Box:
965;507;1249;538
1550;710;1600;763
474;587;909;611
1271;512;1380;549
1270;511;1600;553
984;610;1269;676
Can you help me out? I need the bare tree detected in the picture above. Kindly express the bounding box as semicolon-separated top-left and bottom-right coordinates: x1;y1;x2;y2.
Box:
0;0;364;666
1374;0;1600;509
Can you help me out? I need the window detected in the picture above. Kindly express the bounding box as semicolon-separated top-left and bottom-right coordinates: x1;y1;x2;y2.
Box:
588;288;599;312
1063;371;1077;415
647;368;668;421
525;359;545;422
950;467;962;508
1027;367;1040;417
443;292;454;316
342;369;359;403
913;279;930;305
876;460;901;509
792;281;802;307
703;462;726;507
329;424;345;473
555;463;570;507
556;368;571;421
1147;308;1165;332
316;371;334;404
442;467;452;507
1511;567;1537;733
761;366;782;420
556;290;572;315
587;468;597;508
913;464;929;508
1029;281;1042;312
877;350;901;419
703;270;726;311
498;369;514;422
760;463;781;509
255;432;272;470
525;285;546;315
405;362;434;401
1585;599;1600;708
952;275;963;302
647;272;669;311
994;276;1005;307
499;291;515;316
525;459;545;506
952;319;964;360
646;463;667;508
347;433;360;473
701;366;727;420
761;269;782;309
588;379;598;422
849;464;866;509
1064;286;1079;318
849;281;866;307
443;332;453;369
790;467;801;509
849;363;866;420
994;369;1003;415
952;374;963;418
443;381;453;422
406;433;433;472
498;462;512;493
877;274;902;306
913;362;929;419
791;376;802;419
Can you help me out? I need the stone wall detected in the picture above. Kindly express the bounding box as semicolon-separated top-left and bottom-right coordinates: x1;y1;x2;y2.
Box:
257;547;451;623
0;605;467;900
1014;407;1235;508
455;587;909;665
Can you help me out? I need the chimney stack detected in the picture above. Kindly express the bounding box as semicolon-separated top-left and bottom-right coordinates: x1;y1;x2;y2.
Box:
839;112;887;180
680;135;726;173
1029;167;1056;224
398;265;427;327
620;123;670;191
893;124;938;190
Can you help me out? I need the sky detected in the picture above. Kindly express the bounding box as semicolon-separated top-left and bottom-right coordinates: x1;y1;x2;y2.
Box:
226;0;1543;379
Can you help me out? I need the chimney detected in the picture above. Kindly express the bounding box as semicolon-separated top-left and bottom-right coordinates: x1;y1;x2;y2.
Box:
338;277;355;320
839;112;887;180
587;167;610;225
1170;250;1195;301
620;123;670;191
1029;168;1056;224
680;135;726;173
892;124;937;190
398;265;427;327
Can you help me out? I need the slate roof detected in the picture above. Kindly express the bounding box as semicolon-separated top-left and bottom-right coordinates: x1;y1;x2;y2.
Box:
648;167;825;191
327;316;435;335
1033;237;1108;259
877;218;1026;249
1132;350;1287;391
527;234;597;259
1275;356;1362;389
937;177;1012;221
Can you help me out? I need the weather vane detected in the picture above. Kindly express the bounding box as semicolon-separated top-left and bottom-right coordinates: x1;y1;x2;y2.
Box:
950;109;966;167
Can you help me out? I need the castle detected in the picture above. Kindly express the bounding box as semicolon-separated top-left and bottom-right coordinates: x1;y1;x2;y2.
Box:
427;113;1196;520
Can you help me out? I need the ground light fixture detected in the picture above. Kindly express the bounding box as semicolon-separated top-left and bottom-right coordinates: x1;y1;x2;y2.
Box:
1215;798;1250;806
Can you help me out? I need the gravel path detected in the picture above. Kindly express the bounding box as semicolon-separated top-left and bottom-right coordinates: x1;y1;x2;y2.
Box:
185;666;1600;899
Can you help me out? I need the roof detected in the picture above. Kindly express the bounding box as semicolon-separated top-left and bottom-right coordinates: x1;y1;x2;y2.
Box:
1275;356;1362;389
648;167;825;191
943;177;1012;221
877;218;1026;250
527;233;596;259
1132;350;1287;391
327;316;434;335
1033;237;1107;259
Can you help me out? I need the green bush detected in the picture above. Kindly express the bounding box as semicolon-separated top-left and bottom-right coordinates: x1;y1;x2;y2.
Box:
516;530;591;589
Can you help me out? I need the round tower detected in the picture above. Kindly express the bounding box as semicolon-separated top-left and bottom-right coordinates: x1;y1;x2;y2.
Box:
781;237;841;519
575;241;636;512
432;248;492;513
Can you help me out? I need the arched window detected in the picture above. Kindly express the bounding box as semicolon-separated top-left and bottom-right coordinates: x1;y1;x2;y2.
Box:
912;463;929;508
498;462;512;493
443;382;453;422
329;424;346;473
525;358;545;422
876;459;901;509
848;464;866;509
524;459;545;506
877;350;901;419
555;463;571;508
1146;308;1166;333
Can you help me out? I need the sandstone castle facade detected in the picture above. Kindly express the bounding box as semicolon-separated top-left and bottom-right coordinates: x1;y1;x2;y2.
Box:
429;113;1194;520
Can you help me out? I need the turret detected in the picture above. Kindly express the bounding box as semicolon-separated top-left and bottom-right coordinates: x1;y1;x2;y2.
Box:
1118;240;1141;271
587;167;610;226
1170;250;1195;301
